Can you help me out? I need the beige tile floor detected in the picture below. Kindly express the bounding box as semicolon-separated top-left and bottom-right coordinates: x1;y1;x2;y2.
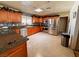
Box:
27;32;75;57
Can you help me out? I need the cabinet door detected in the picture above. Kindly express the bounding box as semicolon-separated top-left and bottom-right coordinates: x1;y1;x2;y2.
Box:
15;29;20;34
0;10;3;22
0;42;27;57
8;46;27;57
32;16;36;23
39;17;43;23
8;43;27;57
7;11;10;22
9;11;13;22
3;10;7;22
0;10;11;22
27;28;32;35
12;12;21;22
32;16;39;23
0;10;5;22
14;13;18;22
17;13;21;22
35;17;38;23
10;12;14;22
11;12;16;22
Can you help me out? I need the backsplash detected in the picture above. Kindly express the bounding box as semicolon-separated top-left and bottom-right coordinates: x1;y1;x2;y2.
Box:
0;22;21;27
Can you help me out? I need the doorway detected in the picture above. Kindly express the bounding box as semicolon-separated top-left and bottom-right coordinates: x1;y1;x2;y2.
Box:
59;17;68;34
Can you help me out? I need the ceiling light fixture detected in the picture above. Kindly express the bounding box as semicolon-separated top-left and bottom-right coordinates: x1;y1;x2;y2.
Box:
34;8;43;13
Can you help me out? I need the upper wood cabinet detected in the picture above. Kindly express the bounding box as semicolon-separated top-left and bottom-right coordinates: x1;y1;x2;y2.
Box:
0;10;22;22
38;17;43;23
9;12;21;22
32;16;36;23
0;10;7;22
14;12;21;22
32;16;43;23
32;16;39;23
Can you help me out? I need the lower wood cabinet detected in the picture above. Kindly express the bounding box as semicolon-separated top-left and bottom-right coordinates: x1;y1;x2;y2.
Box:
0;42;27;57
27;26;41;36
15;29;20;34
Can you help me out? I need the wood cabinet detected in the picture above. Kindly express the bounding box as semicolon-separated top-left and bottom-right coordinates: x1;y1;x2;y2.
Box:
32;16;39;23
32;16;35;23
9;12;21;22
0;10;22;22
15;29;20;34
27;26;41;36
32;16;43;23
0;10;7;22
0;42;27;57
40;26;43;31
8;42;27;57
38;17;43;23
13;12;21;22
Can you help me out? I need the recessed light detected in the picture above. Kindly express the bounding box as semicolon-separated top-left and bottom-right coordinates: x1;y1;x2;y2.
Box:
34;8;43;12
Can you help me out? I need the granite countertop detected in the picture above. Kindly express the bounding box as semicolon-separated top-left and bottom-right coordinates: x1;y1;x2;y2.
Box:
0;32;28;55
9;25;38;29
0;25;40;29
27;25;40;28
10;26;26;29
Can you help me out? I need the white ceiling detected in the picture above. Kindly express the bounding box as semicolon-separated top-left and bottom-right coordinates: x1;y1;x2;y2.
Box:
0;1;74;16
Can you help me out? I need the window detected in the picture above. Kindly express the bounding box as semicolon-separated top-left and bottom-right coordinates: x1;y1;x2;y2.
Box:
26;16;32;25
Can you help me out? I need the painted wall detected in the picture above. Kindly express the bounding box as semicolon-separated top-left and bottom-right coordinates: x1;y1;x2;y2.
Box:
68;1;79;49
58;12;70;17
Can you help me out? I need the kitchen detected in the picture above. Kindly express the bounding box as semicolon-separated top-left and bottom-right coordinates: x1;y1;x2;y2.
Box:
0;1;78;57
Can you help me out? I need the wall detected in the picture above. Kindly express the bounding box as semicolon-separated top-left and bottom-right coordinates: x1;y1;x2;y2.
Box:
68;1;79;49
58;12;70;17
58;12;70;33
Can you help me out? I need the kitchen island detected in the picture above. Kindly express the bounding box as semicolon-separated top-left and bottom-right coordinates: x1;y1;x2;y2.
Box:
0;30;27;57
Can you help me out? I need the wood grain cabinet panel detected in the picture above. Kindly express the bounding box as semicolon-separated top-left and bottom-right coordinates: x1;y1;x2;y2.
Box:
17;13;21;22
3;10;7;22
32;16;39;23
8;42;27;57
0;42;27;57
35;18;39;23
27;26;41;36
39;17;43;23
0;10;5;22
8;11;12;22
13;13;21;22
32;16;36;23
0;10;3;22
0;9;22;22
15;29;20;34
32;16;43;23
13;12;18;22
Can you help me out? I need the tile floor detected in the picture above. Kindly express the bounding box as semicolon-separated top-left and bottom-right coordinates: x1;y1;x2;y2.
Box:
27;32;74;57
